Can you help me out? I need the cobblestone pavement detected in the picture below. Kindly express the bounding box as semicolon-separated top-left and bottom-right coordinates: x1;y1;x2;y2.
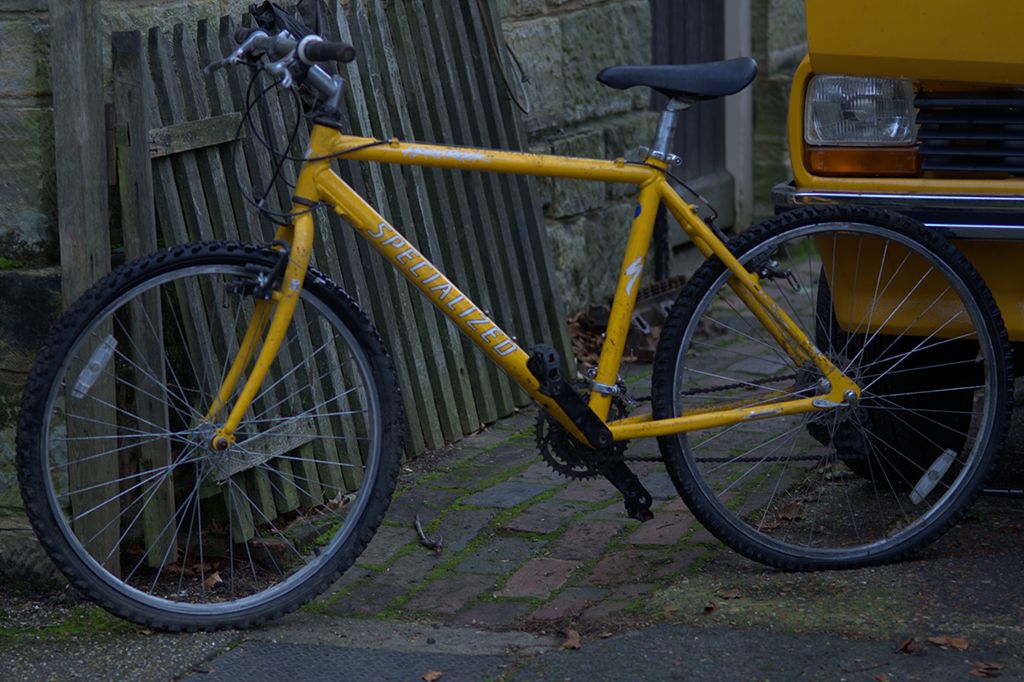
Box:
3;339;1024;681
1;404;1022;680
312;403;1024;635
319;408;698;629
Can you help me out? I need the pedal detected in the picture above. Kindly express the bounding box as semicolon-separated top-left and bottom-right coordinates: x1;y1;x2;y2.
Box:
526;344;562;397
527;344;613;449
601;461;654;522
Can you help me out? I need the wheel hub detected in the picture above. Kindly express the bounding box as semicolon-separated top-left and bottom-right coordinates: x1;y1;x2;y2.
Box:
190;422;243;483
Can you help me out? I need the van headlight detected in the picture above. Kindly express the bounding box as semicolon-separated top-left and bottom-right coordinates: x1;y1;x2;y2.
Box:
805;75;916;146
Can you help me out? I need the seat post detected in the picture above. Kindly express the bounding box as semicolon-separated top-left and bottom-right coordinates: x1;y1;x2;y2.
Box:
650;98;691;162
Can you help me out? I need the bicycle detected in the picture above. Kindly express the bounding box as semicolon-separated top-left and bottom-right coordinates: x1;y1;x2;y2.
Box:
15;7;1013;631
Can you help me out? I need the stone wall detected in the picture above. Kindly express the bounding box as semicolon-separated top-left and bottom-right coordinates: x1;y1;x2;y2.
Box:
499;0;658;314
0;0;251;267
750;0;806;220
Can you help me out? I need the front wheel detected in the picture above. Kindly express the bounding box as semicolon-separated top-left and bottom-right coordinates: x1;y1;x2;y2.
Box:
651;206;1012;570
17;242;404;630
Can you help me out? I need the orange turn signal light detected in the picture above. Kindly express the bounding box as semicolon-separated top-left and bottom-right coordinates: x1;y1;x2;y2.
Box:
807;147;920;176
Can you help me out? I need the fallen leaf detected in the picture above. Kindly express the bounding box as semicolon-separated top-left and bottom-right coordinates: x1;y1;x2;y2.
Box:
560;628;582;650
928;635;969;651
970;661;1007;678
596;632;613;639
702;601;717;616
717;589;743;600
203;571;223;590
422;671;443;682
779;503;805;521
873;674;890;682
895;638;926;655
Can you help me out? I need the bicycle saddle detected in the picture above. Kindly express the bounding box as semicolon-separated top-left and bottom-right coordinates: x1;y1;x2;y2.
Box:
597;57;758;100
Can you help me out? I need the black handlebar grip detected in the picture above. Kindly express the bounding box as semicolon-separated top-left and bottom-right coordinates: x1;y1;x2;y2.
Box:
301;40;357;64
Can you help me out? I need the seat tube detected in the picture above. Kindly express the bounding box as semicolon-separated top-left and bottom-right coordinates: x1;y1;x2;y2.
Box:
650;98;690;160
588;180;663;421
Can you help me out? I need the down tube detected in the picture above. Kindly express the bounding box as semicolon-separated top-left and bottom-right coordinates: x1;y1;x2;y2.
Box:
316;171;591;439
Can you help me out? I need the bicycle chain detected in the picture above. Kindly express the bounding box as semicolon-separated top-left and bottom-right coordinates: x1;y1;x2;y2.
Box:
538;371;811;469
625;372;798;405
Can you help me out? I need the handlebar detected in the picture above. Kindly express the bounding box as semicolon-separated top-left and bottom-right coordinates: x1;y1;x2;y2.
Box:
216;0;358;71
233;26;258;44
228;26;355;65
203;26;353;108
300;38;357;65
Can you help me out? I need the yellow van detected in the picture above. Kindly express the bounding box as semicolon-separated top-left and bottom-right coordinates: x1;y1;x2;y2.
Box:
774;1;1024;375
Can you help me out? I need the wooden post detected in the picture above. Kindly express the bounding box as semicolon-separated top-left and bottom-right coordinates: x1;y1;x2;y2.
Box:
112;30;177;569
49;0;120;574
50;2;109;301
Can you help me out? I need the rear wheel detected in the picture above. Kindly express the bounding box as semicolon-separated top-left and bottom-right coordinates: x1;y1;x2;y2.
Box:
17;242;404;630
652;206;1011;570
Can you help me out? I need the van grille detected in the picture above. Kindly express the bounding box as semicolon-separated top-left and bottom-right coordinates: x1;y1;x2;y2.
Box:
915;91;1024;176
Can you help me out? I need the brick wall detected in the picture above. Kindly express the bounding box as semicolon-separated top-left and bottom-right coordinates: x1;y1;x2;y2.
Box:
499;0;658;314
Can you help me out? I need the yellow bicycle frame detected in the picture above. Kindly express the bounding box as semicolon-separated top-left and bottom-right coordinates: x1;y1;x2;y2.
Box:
210;123;860;451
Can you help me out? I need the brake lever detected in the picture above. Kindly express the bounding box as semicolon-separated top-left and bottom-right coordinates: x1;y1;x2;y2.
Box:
263;59;294;88
202;29;270;76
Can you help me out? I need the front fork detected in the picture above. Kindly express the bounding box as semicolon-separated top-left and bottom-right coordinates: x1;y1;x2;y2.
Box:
208;211;317;451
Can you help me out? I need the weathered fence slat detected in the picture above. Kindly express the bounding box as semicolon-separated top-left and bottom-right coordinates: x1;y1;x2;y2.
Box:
113;31;177;568
364;0;469;443
419;3;519;415
401;0;511;423
462;3;555;352
444;4;537;371
177;24;335;515
349;0;449;451
196;19;286;521
197;20;264;245
197;28;332;510
149;114;243;158
51;0;121;576
335;13;428;454
150;29;279;534
472;0;575;371
386;0;491;430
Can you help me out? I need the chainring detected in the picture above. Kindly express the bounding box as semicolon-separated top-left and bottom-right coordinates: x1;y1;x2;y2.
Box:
535;396;627;480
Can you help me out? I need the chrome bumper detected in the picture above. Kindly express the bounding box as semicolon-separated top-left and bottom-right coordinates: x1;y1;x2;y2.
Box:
772;181;1024;241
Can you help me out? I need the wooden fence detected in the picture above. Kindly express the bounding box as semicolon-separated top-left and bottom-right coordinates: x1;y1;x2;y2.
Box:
112;0;572;461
